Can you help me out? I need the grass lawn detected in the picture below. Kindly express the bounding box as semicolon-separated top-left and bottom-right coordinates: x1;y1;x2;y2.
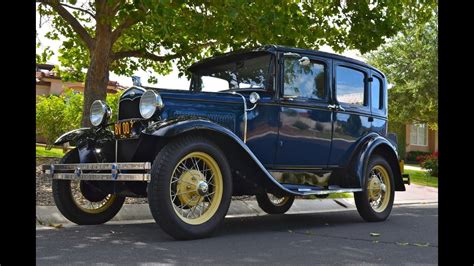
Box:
328;193;353;198
404;169;438;188
36;146;65;158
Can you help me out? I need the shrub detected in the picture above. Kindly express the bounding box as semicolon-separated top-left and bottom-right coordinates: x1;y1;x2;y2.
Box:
405;151;431;163
36;90;123;146
420;152;438;177
36;93;70;146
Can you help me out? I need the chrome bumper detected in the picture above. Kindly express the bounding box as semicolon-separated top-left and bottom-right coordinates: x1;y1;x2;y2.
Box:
41;162;151;181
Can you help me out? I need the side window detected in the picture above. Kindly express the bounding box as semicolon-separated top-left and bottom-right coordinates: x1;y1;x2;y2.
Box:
371;76;383;110
283;58;326;100
336;66;366;106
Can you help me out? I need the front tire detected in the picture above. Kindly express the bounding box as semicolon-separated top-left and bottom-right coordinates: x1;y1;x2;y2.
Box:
256;192;295;214
354;155;395;222
148;135;232;240
52;150;126;225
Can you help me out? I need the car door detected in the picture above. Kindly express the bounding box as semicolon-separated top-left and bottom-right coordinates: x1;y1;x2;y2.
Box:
274;54;333;169
328;61;373;167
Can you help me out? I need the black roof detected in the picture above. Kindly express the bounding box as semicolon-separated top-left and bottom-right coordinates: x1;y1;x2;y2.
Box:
188;45;384;78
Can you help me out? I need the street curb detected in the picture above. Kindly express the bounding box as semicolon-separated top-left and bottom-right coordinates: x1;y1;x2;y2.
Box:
36;198;438;226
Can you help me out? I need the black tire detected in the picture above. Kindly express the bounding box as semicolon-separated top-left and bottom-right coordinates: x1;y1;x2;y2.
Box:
256;192;295;214
148;135;232;240
354;155;395;222
52;149;126;225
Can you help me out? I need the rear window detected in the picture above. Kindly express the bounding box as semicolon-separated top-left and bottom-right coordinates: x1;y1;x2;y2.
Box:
336;66;366;106
371;76;383;110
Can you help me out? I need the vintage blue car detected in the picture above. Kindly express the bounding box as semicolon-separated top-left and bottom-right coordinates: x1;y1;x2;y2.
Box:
43;45;410;240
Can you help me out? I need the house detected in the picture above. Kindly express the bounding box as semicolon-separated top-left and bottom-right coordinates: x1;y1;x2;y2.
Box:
405;123;438;155
36;63;126;95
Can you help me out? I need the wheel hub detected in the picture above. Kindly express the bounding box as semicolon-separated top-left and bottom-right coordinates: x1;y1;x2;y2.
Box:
368;176;382;200
176;170;205;207
197;181;209;196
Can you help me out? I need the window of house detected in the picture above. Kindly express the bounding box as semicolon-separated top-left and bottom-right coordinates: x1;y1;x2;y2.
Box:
410;124;428;146
283;58;326;100
371;76;383;110
336;66;366;106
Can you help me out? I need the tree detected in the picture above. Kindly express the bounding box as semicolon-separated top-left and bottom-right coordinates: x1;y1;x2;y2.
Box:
37;0;436;127
367;12;438;130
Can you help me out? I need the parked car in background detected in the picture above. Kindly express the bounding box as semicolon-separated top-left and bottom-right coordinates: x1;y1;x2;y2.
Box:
43;45;409;240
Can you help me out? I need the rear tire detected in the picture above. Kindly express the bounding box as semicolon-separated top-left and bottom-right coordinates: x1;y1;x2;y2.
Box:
148;135;232;240
52;149;125;225
354;155;395;222
256;192;295;214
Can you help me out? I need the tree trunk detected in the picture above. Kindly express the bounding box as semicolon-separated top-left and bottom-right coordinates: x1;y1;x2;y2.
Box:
81;27;112;127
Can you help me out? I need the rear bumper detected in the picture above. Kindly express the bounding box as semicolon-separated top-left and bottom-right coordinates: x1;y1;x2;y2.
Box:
41;162;151;182
402;173;410;185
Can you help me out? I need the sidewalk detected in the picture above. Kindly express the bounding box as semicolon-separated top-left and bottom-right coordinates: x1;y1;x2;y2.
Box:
36;184;437;226
404;164;428;172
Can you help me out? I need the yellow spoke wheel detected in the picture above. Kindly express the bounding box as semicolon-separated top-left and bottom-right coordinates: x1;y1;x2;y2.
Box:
354;155;395;222
367;165;391;213
170;152;223;225
69;180;118;214
148;136;232;240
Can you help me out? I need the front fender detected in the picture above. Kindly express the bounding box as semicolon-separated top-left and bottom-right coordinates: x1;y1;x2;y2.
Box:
54;127;115;163
356;135;405;191
142;117;310;196
54;128;91;146
54;127;114;146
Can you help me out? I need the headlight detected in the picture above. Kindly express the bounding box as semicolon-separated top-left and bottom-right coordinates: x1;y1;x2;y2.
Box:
249;92;261;104
139;90;164;119
90;100;111;127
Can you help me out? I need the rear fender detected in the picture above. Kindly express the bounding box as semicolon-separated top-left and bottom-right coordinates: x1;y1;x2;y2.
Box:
355;135;405;191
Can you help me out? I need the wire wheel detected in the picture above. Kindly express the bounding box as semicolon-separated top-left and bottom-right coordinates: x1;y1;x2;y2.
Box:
170;151;223;225
70;180;117;214
367;165;391;213
267;193;290;207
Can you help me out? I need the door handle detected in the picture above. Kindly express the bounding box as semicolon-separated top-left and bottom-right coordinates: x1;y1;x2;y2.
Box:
368;116;374;122
328;104;345;111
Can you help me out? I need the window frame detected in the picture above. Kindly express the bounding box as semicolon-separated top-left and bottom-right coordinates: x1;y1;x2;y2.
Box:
333;61;370;114
370;72;386;116
279;54;330;104
409;123;428;146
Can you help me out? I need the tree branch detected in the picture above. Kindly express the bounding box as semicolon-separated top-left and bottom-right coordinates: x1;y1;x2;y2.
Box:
111;15;140;42
60;3;95;19
111;50;182;61
37;0;95;50
111;41;217;62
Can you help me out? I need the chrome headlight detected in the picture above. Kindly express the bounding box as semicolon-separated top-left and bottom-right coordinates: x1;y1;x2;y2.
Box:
249;92;261;104
139;90;164;119
90;100;111;127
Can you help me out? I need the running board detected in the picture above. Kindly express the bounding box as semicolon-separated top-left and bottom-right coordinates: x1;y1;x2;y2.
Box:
282;184;362;196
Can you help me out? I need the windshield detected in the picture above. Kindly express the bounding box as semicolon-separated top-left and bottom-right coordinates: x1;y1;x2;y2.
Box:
192;54;274;92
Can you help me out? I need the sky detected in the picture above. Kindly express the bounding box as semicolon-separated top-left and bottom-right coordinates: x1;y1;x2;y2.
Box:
36;8;367;90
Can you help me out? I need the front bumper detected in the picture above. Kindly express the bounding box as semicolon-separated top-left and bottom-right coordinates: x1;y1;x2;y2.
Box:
41;162;151;181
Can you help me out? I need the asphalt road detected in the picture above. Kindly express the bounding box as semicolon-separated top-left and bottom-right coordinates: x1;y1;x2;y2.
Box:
36;204;438;265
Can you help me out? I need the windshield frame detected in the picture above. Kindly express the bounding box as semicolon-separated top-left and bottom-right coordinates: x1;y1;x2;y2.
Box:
189;51;275;93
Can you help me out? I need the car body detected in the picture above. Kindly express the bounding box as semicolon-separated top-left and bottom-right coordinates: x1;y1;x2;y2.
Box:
43;45;410;239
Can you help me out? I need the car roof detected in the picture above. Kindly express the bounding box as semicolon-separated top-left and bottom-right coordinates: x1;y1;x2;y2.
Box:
188;44;385;78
